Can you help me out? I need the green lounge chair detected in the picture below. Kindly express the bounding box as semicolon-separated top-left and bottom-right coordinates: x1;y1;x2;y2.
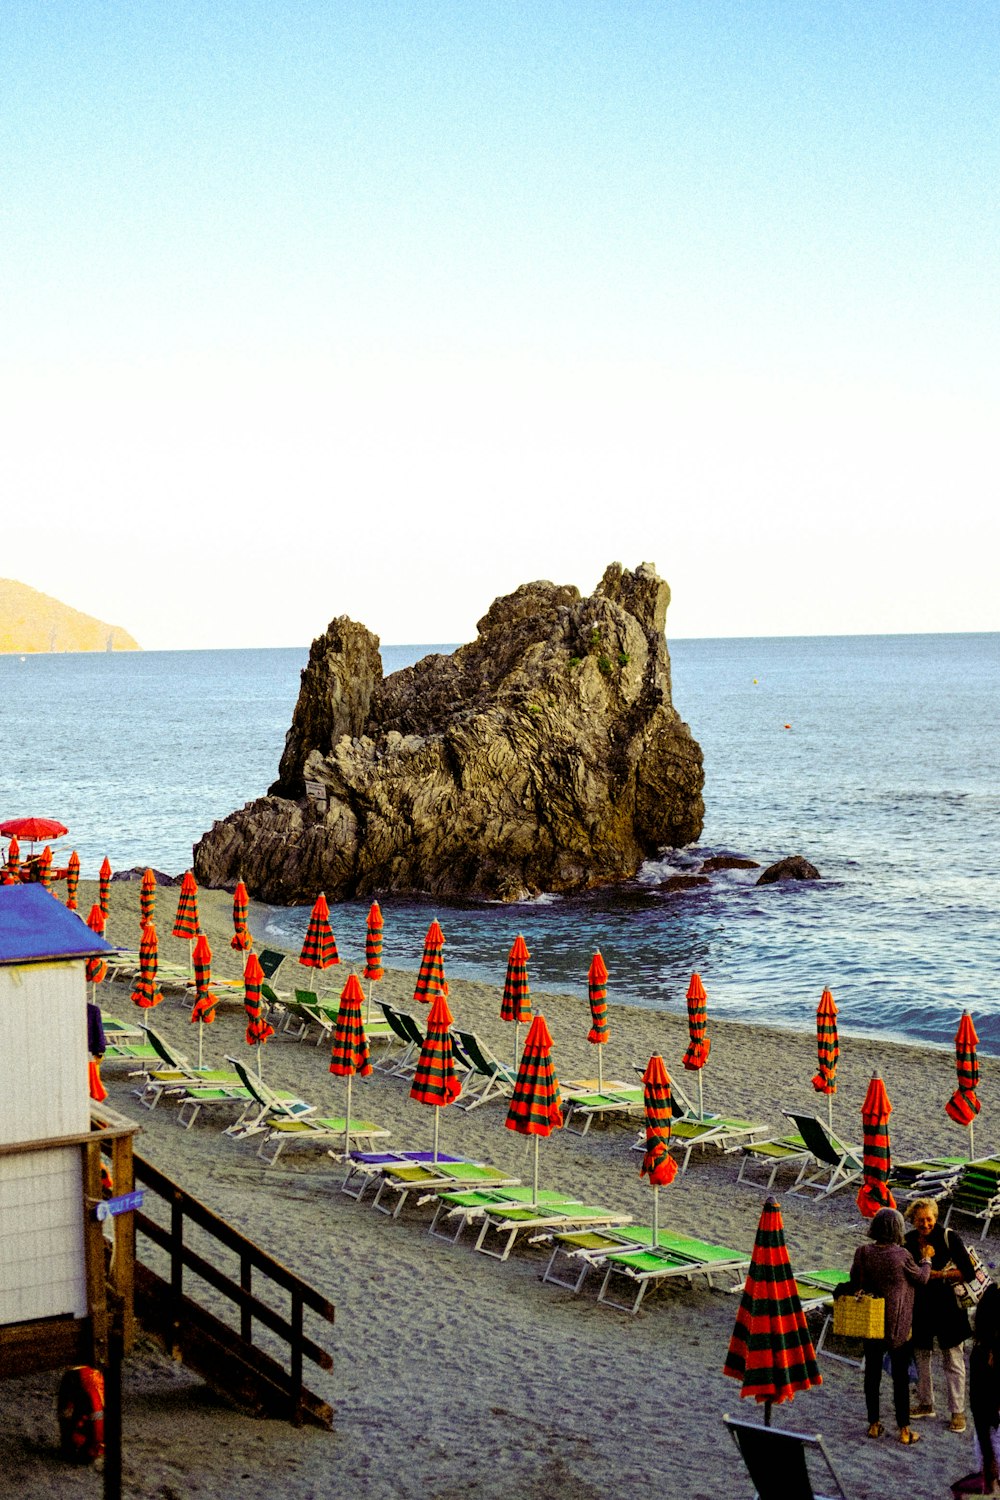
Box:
257;947;288;981
99;1012;144;1042
451;1030;516;1111
722;1414;850;1500
596;1234;751;1314
370;1159;522;1218
562;1086;645;1135
427;1186;579;1245
374;1003;424;1076
474;1201;634;1263
735;1132;810;1190
133;1023;242;1108
174;1083;255;1130
783;1113;864;1200
225;1054;388;1165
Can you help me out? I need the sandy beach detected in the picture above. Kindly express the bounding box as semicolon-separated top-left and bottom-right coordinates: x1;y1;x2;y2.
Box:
5;877;995;1499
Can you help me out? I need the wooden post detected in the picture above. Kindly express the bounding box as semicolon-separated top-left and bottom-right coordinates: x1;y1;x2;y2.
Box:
290;1289;304;1426
169;1190;184;1358
241;1253;252;1344
103;1321;124;1500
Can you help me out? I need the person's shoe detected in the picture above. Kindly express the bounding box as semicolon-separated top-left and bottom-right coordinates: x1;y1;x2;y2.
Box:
899;1426;921;1444
866;1421;884;1439
949;1412;967;1433
910;1403;936;1419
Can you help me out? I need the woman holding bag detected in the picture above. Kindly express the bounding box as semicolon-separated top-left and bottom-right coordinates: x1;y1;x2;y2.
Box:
905;1197;976;1432
842;1206;932;1444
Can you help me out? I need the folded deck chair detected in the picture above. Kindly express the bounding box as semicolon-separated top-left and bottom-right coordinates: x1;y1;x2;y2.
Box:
888;1156;963;1205
723;1415;849;1500
474;1201;634;1263
944;1157;1000;1241
596;1234;751;1314
783;1113;864;1199
374;1003;424;1075
735;1132;810;1190
450;1030;516;1110
369;1160;522;1218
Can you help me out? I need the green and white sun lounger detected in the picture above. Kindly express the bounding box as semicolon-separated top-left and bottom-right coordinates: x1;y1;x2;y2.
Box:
174;1083;255;1130
596;1233;751;1314
427;1186;581;1245
783;1113;864;1200
734;1132;810;1190
370;1159;522;1218
562;1086;645;1136
224;1054;388;1165
474;1201;634;1263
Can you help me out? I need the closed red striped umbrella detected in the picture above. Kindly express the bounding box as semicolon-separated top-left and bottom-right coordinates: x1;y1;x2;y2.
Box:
37;845;52;891
99;857;112;920
85;904;108;990
856;1073;896;1218
506;1014;563;1205
362;901;384;1020
190;933;219;1068
946;1012;981;1155
810;987;839;1132
329;973;373;1159
243;951;274;1072
172;871;200;939
140;868;156;929
501;933;531;1073
640;1054;677;1245
724;1195;821;1424
413;919;448;1005
682;971;711;1117
6;835;20;880
131;921;163;1010
587;951;609;1093
65;851;80;910
231;880;253;954
410;992;461;1160
299;893;340;979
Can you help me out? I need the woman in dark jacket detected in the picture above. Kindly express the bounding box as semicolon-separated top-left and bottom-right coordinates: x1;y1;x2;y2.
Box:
905;1197;975;1431
968;1283;1000;1492
845;1206;932;1443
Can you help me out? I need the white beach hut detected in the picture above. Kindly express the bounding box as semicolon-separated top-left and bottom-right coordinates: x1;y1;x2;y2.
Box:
0;884;128;1369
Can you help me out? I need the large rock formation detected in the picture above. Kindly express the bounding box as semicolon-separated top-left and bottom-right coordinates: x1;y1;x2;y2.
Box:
193;563;705;903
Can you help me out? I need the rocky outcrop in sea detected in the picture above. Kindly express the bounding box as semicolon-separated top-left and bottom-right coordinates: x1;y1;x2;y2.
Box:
193;562;705;903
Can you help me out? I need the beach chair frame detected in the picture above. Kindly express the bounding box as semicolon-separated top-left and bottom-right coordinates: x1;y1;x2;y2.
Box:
722;1413;850;1500
451;1029;516;1110
782;1112;864;1199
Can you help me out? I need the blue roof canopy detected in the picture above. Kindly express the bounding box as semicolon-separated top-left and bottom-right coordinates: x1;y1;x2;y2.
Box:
0;885;114;965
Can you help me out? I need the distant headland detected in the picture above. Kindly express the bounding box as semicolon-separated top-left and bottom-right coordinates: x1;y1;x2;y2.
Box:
0;580;140;654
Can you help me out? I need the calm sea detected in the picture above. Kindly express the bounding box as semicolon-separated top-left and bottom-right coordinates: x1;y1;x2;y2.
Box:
1;634;997;1051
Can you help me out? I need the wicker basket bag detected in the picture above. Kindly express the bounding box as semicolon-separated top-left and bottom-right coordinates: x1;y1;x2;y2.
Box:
833;1293;885;1340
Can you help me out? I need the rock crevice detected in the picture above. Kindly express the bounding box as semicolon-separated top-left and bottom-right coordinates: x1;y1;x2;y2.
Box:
193;562;704;903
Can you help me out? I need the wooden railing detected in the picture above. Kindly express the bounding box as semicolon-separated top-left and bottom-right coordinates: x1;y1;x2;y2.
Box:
130;1153;335;1428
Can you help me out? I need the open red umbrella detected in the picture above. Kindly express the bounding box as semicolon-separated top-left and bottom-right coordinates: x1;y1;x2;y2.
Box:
640;1054;678;1245
190;933;219;1068
586;951;610;1093
0;815;68;843
231;880;253;956
65;851;80;910
724;1195;822;1425
85;904;108;994
410;993;462;1161
413;919;448;1005
506;1014;563;1205
682;971;711;1118
139;868;156;929
329;973;373;1158
857;1072;896;1218
243;951;274;1075
810;988;839;1132
99;857;112;922
131;921;163;1010
362;901;384;1020
501;934;531;1072
946;1012;981;1157
299;893;340;987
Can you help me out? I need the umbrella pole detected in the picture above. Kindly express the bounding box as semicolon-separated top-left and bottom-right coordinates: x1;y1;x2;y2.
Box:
533;1136;539;1208
653;1184;659;1248
433;1106;440;1164
198;1023;204;1071
344;1073;353;1162
597;1045;603;1094
514;1021;519;1079
764;1398;773;1428
697;1071;704;1121
366;979;372;1025
828;1091;833;1135
256;1042;262;1080
970;1119;975;1162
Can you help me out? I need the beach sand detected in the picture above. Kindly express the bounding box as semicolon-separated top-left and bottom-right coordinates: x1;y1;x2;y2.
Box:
4;878;994;1498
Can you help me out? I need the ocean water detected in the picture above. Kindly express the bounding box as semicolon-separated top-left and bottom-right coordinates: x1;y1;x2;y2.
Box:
1;633;996;1051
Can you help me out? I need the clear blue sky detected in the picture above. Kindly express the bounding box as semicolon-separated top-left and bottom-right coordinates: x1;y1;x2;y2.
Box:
2;1;996;648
